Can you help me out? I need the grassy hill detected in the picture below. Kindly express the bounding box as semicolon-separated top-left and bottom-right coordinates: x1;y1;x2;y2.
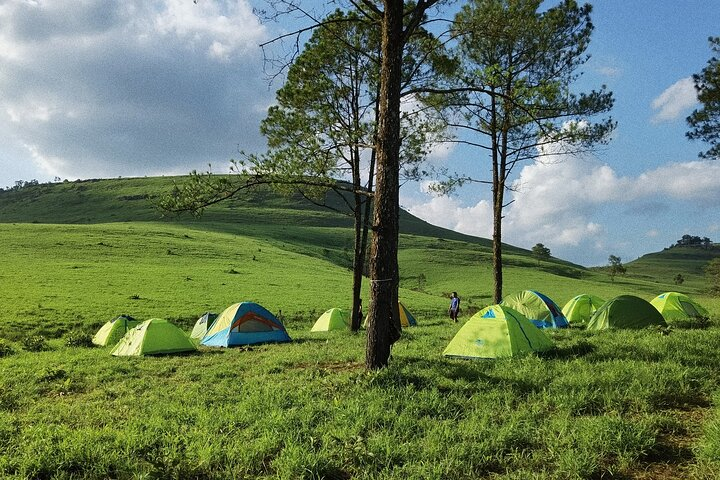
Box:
625;245;720;291
1;176;720;479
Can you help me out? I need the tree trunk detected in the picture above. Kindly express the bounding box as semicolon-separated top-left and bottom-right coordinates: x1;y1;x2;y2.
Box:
365;0;404;370
491;92;504;304
492;182;504;304
352;149;377;331
351;143;364;331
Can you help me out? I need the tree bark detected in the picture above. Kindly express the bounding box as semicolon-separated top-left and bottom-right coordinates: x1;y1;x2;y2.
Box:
365;0;404;370
490;91;504;304
351;144;364;331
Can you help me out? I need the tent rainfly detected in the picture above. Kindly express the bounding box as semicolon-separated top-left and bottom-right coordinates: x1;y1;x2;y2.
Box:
111;318;197;356
501;290;568;328
92;314;140;347
443;304;554;359
562;294;606;324
650;292;709;322
587;295;667;330
363;301;418;328
201;302;291;347
311;308;350;332
190;312;218;342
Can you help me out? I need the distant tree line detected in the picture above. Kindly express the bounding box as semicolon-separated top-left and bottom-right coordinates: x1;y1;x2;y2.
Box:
671;234;714;249
0;177;67;193
1;179;40;192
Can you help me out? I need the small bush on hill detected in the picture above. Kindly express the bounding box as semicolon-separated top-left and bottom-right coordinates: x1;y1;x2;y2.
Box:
22;335;50;352
64;330;94;348
0;339;15;358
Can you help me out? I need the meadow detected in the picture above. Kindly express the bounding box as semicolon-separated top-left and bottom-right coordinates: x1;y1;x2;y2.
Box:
1;177;719;479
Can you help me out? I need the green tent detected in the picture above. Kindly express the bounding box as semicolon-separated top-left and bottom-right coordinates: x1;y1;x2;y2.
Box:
586;295;667;330
111;318;197;356
501;290;568;328
311;308;350;332
443;305;554;359
362;301;418;328
190;312;218;342
650;292;709;322
562;294;605;324
92;314;140;347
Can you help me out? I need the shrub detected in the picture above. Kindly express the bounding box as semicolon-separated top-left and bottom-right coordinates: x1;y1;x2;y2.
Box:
0;339;15;358
64;330;94;348
22;335;50;352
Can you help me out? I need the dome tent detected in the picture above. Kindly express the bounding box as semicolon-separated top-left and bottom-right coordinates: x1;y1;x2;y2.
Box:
587;295;667;330
443;305;554;359
362;301;418;328
650;292;709;322
398;302;418;327
92;314;140;347
190;312;218;342
311;308;351;332
562;294;606;324
111;319;197;356
201;302;291;347
501;290;568;328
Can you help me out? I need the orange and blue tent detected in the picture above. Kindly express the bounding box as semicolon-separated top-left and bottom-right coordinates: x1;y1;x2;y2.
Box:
201;302;291;347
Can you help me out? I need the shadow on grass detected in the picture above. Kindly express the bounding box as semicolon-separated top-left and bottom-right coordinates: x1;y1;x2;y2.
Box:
540;340;596;360
289;337;349;345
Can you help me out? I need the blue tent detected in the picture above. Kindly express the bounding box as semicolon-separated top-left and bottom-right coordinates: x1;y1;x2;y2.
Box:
501;290;569;328
201;302;291;347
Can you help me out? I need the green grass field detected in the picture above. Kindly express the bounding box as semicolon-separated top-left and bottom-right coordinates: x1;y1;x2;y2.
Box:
1;177;719;479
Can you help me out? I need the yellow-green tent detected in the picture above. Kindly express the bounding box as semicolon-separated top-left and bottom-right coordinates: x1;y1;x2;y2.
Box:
443;305;553;359
650;292;709;322
111;319;197;356
362;302;418;328
92;315;140;346
311;308;350;332
562;294;605;324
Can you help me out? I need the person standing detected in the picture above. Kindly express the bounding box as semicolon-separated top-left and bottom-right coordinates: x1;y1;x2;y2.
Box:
449;292;460;322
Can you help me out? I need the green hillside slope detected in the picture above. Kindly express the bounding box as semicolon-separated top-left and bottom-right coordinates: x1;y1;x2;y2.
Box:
625;245;720;290
0;176;577;269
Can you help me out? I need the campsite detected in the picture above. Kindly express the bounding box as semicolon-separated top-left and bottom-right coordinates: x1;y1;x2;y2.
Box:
1;177;719;479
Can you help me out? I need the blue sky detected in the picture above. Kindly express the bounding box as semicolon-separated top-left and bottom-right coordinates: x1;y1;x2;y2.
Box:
0;1;718;266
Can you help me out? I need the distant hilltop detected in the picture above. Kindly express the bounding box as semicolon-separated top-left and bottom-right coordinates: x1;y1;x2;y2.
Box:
668;235;715;250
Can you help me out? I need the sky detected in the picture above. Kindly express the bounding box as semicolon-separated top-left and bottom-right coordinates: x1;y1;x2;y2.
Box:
0;0;719;267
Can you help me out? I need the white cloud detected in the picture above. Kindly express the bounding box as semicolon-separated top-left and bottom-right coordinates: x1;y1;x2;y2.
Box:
406;147;720;265
404;194;493;238
635;161;720;202
154;0;264;61
0;0;272;182
651;77;697;123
